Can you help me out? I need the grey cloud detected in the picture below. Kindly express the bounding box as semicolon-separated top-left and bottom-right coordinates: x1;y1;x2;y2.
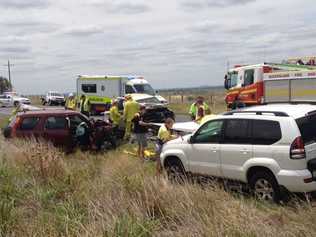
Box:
91;1;150;14
0;45;31;54
1;20;58;36
62;25;105;37
181;0;256;9
0;0;49;9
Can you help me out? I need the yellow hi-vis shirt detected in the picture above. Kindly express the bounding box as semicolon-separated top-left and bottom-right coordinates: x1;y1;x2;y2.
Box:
189;102;210;117
66;98;76;110
158;124;175;143
109;105;121;126
124;100;140;122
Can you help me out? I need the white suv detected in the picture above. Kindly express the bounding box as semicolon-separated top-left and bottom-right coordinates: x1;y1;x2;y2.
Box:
160;104;316;202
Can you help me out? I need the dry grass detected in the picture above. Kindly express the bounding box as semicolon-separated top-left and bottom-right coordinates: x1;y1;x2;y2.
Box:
161;89;227;115
1;137;316;236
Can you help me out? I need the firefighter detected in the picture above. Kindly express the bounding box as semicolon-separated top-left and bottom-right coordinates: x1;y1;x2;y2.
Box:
65;93;77;110
123;95;140;140
80;95;90;117
109;100;122;128
189;96;210;120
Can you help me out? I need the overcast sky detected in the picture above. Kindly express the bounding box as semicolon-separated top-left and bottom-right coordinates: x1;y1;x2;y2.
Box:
0;0;315;94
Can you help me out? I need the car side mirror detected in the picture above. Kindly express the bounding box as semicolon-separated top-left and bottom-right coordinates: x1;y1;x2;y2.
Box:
189;135;195;144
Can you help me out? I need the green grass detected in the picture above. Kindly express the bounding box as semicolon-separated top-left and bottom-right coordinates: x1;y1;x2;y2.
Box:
1;137;316;236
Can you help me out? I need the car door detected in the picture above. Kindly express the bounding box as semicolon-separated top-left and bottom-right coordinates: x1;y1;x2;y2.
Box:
15;116;41;138
220;119;253;181
43;116;70;146
187;120;224;177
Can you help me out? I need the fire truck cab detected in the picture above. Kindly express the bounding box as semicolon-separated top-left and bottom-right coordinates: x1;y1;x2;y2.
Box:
224;64;266;107
224;57;316;108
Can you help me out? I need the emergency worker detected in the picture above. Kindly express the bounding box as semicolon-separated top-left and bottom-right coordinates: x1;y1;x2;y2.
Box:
156;118;177;173
109;100;122;128
195;106;205;124
80;95;90;117
189;96;210;120
123;95;140;140
65;93;77;110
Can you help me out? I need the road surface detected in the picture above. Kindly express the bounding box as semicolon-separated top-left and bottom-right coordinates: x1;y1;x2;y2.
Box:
0;106;190;122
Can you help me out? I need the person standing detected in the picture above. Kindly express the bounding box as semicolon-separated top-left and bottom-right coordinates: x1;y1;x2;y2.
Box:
132;105;150;161
123;95;140;140
109;100;122;127
80;95;90;117
189;96;210;120
65;93;77;110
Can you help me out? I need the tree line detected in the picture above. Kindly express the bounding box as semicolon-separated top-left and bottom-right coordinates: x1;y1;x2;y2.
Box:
0;76;12;94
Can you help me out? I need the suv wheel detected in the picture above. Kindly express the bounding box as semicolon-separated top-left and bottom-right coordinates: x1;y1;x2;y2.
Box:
165;159;187;184
249;171;281;203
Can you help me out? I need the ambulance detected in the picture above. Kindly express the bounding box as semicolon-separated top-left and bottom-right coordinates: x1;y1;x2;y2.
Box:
224;57;316;108
76;75;167;114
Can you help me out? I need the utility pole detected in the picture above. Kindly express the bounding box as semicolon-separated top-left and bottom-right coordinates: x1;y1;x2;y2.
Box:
4;60;14;85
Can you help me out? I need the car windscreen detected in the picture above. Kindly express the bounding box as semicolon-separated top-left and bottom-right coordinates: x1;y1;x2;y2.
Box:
296;113;316;145
133;84;155;95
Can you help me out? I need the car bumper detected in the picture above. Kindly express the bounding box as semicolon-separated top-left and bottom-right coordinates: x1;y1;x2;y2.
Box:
277;169;316;193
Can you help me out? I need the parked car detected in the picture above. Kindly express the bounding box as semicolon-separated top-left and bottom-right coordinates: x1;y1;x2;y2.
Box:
41;91;66;106
0;94;12;107
160;104;316;202
0;93;31;107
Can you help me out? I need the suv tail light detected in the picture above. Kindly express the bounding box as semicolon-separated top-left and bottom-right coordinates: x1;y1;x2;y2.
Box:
11;116;22;136
290;136;306;159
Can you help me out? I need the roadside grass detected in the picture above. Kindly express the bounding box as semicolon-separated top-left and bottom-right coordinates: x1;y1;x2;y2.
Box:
1;136;316;236
0;116;9;129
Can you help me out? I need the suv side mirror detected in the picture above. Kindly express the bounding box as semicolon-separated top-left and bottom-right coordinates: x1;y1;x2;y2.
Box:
189;135;195;144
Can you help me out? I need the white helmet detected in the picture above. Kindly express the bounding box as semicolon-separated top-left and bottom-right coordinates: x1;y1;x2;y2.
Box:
69;93;74;97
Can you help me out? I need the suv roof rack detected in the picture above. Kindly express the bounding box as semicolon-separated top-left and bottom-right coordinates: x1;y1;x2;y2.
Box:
224;110;289;117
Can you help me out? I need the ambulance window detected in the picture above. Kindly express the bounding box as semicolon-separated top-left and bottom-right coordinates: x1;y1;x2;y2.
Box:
82;84;97;93
244;69;254;86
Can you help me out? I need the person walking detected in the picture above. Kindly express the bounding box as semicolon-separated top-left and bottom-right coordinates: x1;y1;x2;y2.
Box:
132;105;150;161
65;93;77;110
189;96;210;120
123;95;140;140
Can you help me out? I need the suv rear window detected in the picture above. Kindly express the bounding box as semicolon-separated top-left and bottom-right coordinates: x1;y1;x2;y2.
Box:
252;120;281;145
20;117;40;130
296;114;316;145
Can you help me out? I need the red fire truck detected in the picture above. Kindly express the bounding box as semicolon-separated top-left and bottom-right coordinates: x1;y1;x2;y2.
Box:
224;57;316;108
